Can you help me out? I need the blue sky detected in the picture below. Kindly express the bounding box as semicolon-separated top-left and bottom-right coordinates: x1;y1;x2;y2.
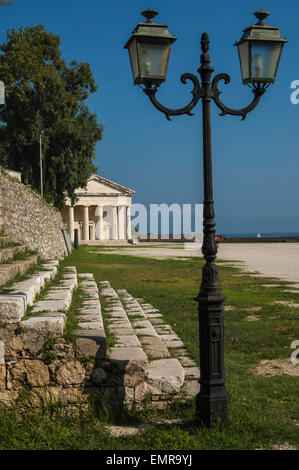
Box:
1;0;299;233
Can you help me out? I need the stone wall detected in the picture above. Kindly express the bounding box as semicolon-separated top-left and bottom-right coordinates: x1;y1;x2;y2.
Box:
0;170;71;259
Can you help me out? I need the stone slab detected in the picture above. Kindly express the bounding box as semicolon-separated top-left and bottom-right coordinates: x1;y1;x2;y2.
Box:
139;336;171;359
183;367;200;379
46;290;72;301
177;356;198;367
31;298;71;313
135;327;158;337
77;314;101;322
0;340;4;365
78;273;94;279
78;321;103;330
182;380;200;397
109;347;148;371
21;315;65;335
10;281;39;307
115;335;141;348
107;326;135;335
0;295;26;324
145;358;185;395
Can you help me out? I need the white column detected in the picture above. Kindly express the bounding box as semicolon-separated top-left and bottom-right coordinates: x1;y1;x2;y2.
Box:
83;206;89;241
68;206;75;242
95;205;104;240
126;206;132;240
118;205;126;240
112;206;118;240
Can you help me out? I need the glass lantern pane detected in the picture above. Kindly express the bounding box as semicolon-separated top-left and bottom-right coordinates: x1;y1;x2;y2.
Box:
251;42;282;81
237;42;249;81
128;39;140;82
139;42;170;79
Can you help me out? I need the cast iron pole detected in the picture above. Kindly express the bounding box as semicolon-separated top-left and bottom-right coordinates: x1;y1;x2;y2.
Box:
195;33;229;426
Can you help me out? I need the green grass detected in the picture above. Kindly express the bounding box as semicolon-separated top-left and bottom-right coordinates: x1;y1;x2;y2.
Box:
0;245;298;450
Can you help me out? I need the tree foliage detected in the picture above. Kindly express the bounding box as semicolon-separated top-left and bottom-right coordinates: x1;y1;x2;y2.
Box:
0;24;103;208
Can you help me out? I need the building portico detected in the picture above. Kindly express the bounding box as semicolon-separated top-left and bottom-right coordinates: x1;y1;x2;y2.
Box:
62;175;135;244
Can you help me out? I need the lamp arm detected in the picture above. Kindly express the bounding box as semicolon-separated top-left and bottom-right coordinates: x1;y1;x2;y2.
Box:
211;73;267;121
143;73;203;121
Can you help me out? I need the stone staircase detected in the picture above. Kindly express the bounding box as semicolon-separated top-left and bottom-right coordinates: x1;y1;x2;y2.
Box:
0;252;199;406
0;233;38;287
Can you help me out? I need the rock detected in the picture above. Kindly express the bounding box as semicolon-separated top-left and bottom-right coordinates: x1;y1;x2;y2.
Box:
55;360;85;385
0;340;4;365
9;360;50;388
182;380;200;397
0;364;6;389
92;368;107;384
145;358;185;395
0;295;26;324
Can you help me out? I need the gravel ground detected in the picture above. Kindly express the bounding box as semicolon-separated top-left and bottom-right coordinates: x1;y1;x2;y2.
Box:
92;242;299;283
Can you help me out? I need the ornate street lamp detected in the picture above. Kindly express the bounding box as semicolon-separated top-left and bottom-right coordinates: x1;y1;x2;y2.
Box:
125;9;287;426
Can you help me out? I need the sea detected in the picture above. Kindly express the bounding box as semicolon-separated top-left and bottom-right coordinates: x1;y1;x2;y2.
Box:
222;232;299;238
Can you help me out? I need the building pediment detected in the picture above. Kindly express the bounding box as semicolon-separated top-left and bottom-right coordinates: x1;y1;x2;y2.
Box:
75;174;135;196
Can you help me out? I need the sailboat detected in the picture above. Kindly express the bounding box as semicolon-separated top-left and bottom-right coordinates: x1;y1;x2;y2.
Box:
257;232;261;238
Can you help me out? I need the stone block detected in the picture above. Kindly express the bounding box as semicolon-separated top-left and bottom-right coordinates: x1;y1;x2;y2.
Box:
78;321;103;330
64;266;77;273
10;281;39;306
107;326;135;335
145;358;185;395
92;367;107;384
55;360;85;385
139;336;171;359
9;359;50;388
0;295;26;324
21;315;65;336
184;367;200;379
0;364;6;389
114;335;141;348
31;297;71;313
0;341;4;365
182;380;200;397
109;347;148;372
79;273;94;279
77;314;101;322
75;329;106;361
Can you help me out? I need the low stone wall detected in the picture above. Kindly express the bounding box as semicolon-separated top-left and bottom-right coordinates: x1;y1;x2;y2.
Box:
0;170;71;259
0;325;147;407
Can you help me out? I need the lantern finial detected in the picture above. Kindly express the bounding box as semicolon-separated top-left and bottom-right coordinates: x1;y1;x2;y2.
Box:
254;9;270;26
141;8;158;23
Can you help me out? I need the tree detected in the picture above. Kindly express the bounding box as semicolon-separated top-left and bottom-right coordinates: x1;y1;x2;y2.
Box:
0;24;103;208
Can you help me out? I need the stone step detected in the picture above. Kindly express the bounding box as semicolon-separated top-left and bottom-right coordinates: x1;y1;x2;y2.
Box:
0;261;59;325
75;273;106;362
97;282;200;403
31;270;77;314
0;244;26;263
0;255;38;287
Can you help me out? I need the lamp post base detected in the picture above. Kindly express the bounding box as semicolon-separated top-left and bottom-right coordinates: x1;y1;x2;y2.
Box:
196;392;230;427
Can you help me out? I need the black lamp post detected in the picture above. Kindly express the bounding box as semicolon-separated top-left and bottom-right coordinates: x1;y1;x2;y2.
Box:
125;9;287;426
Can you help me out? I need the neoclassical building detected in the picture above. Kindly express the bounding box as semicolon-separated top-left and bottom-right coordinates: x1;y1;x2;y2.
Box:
62;174;135;243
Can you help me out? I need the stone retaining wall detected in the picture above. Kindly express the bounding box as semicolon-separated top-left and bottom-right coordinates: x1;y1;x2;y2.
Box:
0;170;71;259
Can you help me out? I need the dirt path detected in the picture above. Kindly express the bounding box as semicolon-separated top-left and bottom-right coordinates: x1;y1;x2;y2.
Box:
91;242;299;284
